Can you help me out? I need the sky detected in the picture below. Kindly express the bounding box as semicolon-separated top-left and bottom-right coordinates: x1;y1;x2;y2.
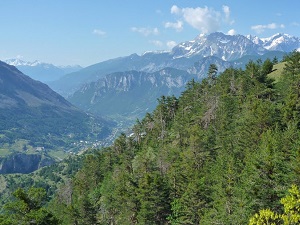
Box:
0;0;299;67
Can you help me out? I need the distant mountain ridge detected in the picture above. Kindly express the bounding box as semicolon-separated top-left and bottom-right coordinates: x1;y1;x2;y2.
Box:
4;58;82;83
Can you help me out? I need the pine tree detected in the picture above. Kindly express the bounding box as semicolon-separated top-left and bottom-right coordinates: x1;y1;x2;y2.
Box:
1;187;59;225
136;172;170;225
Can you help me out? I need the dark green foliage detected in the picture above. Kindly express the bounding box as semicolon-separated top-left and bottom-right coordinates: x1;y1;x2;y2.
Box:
0;187;59;224
283;50;300;76
136;172;170;225
208;63;218;83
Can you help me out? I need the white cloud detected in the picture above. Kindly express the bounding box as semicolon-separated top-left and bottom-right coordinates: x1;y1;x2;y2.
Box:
167;41;177;49
149;40;163;47
165;20;183;32
131;27;159;36
251;23;285;33
223;5;234;24
93;29;106;37
291;22;300;27
227;29;236;35
223;6;230;20
171;5;180;14
169;5;234;34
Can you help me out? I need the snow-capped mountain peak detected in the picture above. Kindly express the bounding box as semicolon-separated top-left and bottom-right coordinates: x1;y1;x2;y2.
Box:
170;32;300;62
247;33;300;52
171;32;266;61
261;33;292;42
246;34;263;45
4;58;45;67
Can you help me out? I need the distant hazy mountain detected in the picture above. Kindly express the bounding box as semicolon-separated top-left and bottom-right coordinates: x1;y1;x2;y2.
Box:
49;52;198;97
0;60;112;152
4;58;82;83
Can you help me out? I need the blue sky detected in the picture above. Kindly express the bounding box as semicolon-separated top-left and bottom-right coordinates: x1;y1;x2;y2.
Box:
0;0;299;67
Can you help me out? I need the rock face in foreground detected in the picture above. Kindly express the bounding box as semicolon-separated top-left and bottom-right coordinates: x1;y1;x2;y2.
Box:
0;153;55;174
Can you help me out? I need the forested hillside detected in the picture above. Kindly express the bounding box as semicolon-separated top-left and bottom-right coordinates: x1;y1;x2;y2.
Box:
1;51;300;224
0;61;113;153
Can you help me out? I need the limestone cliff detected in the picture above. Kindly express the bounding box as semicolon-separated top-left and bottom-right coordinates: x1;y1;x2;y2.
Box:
0;153;55;174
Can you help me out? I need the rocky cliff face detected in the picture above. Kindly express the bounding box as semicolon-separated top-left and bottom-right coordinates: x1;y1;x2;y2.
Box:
0;153;55;174
68;68;193;119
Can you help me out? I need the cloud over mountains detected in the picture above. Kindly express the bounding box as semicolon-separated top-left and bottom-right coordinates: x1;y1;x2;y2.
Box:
168;5;234;34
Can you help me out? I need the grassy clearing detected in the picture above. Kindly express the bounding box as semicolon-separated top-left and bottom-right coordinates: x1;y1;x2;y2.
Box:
0;149;12;157
47;150;70;161
268;62;286;82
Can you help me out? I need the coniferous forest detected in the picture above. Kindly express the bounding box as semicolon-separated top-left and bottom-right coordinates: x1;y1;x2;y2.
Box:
1;51;300;224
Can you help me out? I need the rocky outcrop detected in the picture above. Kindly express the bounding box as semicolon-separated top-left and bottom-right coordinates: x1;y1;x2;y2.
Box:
0;153;55;174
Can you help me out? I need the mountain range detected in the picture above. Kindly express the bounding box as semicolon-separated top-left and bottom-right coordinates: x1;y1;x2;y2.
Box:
47;32;297;124
50;32;297;96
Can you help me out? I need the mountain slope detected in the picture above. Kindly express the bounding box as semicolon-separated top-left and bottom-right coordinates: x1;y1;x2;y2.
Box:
0;61;112;152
